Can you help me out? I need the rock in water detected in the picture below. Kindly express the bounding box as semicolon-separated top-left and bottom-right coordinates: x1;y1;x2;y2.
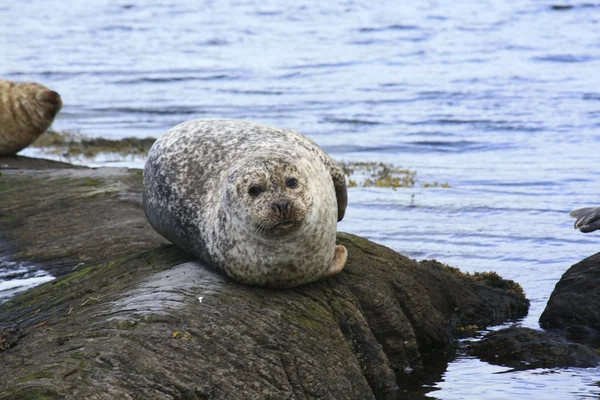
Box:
468;327;600;370
540;252;600;345
143;118;348;288
0;79;62;155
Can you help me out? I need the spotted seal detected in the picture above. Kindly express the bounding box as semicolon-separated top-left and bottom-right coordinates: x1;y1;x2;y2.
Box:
143;118;348;287
0;79;62;155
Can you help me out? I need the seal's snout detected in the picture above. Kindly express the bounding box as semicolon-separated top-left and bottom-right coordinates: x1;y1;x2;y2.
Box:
271;201;290;214
38;90;61;106
271;201;298;221
37;90;63;119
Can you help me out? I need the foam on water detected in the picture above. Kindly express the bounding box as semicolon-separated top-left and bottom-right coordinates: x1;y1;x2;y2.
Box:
0;257;55;303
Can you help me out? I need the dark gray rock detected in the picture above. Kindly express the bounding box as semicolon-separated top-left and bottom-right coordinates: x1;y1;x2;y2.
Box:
540;252;600;346
469;327;600;370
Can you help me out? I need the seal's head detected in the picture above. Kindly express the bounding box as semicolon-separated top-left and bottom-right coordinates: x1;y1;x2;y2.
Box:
13;82;63;126
225;155;312;237
30;85;62;122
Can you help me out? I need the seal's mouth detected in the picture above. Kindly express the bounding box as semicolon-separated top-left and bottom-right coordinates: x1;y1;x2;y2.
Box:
268;220;301;236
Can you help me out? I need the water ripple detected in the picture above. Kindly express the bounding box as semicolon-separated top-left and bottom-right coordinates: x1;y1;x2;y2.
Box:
532;54;596;63
358;24;421;32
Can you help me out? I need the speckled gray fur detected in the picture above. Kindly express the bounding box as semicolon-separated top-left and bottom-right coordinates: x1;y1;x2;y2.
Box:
143;119;348;287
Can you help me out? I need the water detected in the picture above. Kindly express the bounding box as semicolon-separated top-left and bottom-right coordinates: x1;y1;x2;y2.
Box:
2;0;600;397
0;257;54;303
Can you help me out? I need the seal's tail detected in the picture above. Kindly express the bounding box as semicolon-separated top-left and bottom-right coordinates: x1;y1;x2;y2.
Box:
570;207;600;233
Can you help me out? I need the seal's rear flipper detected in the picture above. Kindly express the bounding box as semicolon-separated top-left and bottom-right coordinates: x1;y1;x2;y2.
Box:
326;245;347;277
570;207;600;233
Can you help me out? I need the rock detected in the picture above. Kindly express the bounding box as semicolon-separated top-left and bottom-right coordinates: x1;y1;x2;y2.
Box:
0;157;529;399
0;157;167;278
540;252;600;346
0;79;62;155
469;327;600;370
0;154;81;170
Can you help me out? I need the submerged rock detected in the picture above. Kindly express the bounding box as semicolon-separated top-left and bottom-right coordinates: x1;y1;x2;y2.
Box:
469;327;600;370
540;252;600;346
0;156;529;399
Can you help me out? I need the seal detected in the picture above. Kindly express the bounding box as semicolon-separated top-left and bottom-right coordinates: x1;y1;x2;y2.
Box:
0;79;62;155
570;207;600;233
143;118;348;288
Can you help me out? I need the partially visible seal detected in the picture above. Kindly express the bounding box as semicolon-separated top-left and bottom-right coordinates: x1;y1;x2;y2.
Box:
0;79;62;155
570;207;600;233
143;118;348;287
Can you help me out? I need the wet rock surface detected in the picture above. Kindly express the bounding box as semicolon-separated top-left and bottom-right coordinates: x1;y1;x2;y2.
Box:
0;156;167;277
468;327;600;370
0;156;529;399
540;252;600;346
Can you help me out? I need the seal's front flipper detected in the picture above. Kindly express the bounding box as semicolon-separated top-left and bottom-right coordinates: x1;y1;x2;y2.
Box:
325;245;347;277
326;162;347;222
333;177;347;222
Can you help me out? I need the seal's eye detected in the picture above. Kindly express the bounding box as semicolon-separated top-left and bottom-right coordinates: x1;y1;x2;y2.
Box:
286;177;298;189
248;186;263;197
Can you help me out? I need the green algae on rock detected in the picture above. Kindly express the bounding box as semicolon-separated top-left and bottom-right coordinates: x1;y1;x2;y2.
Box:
422;181;451;188
32;129;156;158
341;161;451;190
419;259;526;298
342;161;417;189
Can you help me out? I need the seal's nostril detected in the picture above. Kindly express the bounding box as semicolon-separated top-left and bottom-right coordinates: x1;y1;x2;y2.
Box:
272;202;289;213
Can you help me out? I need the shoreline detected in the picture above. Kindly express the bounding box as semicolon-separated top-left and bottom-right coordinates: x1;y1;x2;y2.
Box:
28;129;451;189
